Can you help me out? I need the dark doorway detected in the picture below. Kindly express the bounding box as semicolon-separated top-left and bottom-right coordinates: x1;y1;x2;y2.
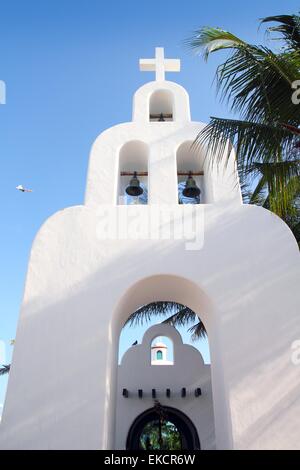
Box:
126;403;200;450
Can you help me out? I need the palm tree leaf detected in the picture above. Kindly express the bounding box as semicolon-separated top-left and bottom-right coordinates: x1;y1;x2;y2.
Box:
216;47;300;124
125;302;189;327
247;174;268;205
187;27;247;60
187;27;300;124
187;18;300;248
162;309;208;339
0;364;10;376
261;14;300;50
187;322;207;341
245;163;300;217
125;301;207;340
161;307;197;327
193;117;296;169
290;219;300;246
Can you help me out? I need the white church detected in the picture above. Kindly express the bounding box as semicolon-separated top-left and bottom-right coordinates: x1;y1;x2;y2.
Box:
0;47;300;450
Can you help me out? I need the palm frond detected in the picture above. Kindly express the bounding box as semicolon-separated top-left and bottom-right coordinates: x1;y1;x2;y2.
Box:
247;174;268;206
216;47;299;124
187;16;300;248
248;160;300;217
0;364;10;376
249;160;300;180
125;301;207;340
125;301;187;327
187;27;246;60
161;307;198;327
187;26;300;124
290;219;300;246
261;14;300;50
187;322;207;341
193;117;296;169
281;175;300;221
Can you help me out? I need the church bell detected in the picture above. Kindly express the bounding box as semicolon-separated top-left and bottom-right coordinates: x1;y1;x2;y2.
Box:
125;171;143;197
182;172;201;198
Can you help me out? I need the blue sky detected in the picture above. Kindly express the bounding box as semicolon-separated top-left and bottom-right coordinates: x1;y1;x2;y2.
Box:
0;0;299;409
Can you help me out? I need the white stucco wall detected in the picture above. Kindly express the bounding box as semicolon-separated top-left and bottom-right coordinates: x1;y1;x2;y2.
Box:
0;66;299;450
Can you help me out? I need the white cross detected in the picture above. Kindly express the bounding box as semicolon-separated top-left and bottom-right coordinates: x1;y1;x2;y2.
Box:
139;47;180;81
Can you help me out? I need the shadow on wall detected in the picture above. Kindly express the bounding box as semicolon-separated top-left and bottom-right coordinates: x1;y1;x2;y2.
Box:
0;203;299;449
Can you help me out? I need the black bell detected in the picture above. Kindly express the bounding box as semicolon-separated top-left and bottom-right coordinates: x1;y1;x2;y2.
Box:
125;171;143;197
158;113;165;122
182;172;201;198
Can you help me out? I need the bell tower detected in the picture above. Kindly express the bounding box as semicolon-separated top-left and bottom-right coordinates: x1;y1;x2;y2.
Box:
0;47;299;451
85;47;241;208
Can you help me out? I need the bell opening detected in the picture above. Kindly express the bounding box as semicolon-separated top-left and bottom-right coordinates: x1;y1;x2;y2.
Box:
176;142;203;205
149;90;173;122
118;141;149;205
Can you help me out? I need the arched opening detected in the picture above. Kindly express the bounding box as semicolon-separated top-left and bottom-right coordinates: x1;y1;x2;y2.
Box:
126;406;201;450
149;90;174;121
109;274;232;450
115;293;216;449
119;305;209;367
176;141;204;204
151;336;174;365
118;140;148;204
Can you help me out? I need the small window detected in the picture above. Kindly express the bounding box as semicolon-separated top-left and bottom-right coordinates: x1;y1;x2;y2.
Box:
151;336;174;365
149;90;173;122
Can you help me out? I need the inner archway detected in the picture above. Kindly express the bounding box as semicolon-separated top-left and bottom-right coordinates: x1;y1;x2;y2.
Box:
119;302;210;365
109;274;232;450
116;303;215;450
126;406;200;450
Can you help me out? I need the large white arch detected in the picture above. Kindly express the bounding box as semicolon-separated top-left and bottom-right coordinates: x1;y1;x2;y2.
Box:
106;274;231;450
117;323;215;449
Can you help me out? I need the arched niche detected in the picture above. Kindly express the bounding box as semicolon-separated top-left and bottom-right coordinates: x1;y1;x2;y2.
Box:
126;406;201;450
115;305;215;450
176;141;204;204
149;89;174;121
118;140;149;205
105;274;231;449
151;335;174;365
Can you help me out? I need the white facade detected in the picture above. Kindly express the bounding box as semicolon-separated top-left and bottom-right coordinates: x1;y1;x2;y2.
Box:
0;48;300;450
116;324;215;449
